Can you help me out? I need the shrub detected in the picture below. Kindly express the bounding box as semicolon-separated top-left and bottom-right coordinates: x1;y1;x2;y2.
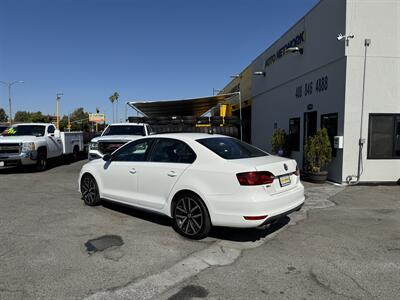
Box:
304;128;332;173
271;128;289;156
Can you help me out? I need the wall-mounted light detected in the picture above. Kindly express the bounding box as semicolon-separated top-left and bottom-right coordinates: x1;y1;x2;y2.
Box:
253;71;266;77
337;33;354;46
286;47;304;55
230;74;241;79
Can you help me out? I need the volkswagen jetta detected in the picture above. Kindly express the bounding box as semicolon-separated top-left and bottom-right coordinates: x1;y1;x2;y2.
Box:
79;133;304;239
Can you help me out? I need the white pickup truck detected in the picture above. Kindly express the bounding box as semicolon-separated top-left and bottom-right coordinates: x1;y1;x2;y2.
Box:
0;123;84;171
88;123;151;160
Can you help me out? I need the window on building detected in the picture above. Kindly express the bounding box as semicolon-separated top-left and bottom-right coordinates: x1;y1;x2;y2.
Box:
321;113;338;157
288;118;300;151
368;114;400;159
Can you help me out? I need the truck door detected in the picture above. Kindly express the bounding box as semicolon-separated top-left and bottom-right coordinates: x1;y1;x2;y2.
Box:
46;125;63;158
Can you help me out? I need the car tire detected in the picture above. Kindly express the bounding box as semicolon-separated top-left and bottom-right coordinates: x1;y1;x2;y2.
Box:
36;150;47;171
81;174;101;206
172;192;211;240
72;146;79;162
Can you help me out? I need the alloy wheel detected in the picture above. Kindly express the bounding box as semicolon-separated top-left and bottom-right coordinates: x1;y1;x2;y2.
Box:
174;196;204;236
81;176;99;205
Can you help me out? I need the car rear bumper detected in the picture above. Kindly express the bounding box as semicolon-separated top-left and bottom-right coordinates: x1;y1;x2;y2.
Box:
0;151;37;167
206;183;305;228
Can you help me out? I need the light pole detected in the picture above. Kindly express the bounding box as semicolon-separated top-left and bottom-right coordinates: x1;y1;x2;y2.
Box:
0;80;24;125
56;93;63;129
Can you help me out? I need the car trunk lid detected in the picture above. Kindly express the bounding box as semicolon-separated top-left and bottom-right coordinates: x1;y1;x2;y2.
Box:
230;155;299;194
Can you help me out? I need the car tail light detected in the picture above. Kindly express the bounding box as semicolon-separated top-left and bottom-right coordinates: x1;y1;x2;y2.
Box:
294;166;300;176
236;171;275;185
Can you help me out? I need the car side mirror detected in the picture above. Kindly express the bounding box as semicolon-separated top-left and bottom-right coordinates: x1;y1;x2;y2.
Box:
103;154;112;161
54;129;61;138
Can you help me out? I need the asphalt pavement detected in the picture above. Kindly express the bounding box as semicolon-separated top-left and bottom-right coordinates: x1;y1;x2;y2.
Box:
159;184;400;300
0;160;399;300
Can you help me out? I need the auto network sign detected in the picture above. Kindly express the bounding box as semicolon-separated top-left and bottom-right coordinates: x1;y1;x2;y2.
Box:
264;31;306;68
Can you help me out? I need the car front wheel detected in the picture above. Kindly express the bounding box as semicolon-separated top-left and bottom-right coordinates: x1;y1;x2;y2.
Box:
172;193;211;240
81;174;101;206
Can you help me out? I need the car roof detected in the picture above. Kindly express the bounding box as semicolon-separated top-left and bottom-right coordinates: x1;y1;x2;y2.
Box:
108;123;147;126
149;132;230;141
12;123;51;126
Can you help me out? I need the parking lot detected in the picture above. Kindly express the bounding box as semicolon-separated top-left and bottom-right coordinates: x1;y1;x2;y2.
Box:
1;161;399;299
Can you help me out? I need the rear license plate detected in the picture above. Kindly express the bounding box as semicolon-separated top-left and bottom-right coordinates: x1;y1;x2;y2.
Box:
0;162;4;167
279;175;291;187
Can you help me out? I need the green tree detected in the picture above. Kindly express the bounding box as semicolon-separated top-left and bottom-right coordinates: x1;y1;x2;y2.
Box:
0;108;8;122
108;92;120;123
30;111;45;123
70;107;90;131
59;115;69;131
14;111;32;122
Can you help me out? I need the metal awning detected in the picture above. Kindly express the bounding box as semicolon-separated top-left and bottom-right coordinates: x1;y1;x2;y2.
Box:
126;93;239;118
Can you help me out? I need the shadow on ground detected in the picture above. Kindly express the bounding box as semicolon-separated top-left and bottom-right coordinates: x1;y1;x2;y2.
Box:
101;200;290;243
0;155;87;174
101;200;173;227
209;216;290;242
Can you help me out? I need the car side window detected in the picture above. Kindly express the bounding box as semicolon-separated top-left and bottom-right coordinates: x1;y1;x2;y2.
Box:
48;126;55;134
149;139;196;164
113;139;153;162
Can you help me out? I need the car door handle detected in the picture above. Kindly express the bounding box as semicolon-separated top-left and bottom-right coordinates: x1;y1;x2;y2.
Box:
129;168;137;174
167;171;177;177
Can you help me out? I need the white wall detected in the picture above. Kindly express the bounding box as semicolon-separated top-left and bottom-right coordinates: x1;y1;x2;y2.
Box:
251;0;347;182
343;0;400;182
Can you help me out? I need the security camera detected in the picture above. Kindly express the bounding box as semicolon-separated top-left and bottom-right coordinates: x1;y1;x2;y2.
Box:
337;33;345;41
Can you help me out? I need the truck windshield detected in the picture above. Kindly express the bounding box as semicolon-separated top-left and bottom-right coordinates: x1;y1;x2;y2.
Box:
2;125;46;137
103;125;145;136
0;126;9;135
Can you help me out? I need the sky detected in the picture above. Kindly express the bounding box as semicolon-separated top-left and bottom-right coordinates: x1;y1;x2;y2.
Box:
0;0;318;122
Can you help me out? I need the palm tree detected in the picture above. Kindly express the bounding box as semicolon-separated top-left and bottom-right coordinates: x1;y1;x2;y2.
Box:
108;92;120;122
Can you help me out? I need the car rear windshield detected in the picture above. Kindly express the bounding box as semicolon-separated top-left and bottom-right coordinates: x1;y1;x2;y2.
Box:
2;125;46;137
103;125;145;136
197;137;268;159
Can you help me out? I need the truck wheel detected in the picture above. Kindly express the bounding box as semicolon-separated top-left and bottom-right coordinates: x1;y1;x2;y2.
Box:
36;151;47;171
72;146;79;162
81;174;101;206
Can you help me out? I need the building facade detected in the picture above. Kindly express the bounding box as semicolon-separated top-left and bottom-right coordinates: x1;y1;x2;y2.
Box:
226;0;400;183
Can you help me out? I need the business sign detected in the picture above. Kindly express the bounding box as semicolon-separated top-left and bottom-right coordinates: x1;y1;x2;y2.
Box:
264;31;306;68
295;75;328;99
89;113;105;123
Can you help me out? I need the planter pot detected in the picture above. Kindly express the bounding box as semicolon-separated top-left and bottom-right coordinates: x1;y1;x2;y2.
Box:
307;170;328;183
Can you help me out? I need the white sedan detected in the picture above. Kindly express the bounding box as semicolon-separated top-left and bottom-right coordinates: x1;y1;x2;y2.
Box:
79;133;304;239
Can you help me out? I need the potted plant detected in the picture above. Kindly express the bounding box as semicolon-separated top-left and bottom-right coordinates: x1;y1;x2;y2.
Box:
271;128;290;157
304;128;332;183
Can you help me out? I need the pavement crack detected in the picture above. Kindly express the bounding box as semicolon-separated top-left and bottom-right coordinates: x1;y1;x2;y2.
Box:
309;267;360;300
